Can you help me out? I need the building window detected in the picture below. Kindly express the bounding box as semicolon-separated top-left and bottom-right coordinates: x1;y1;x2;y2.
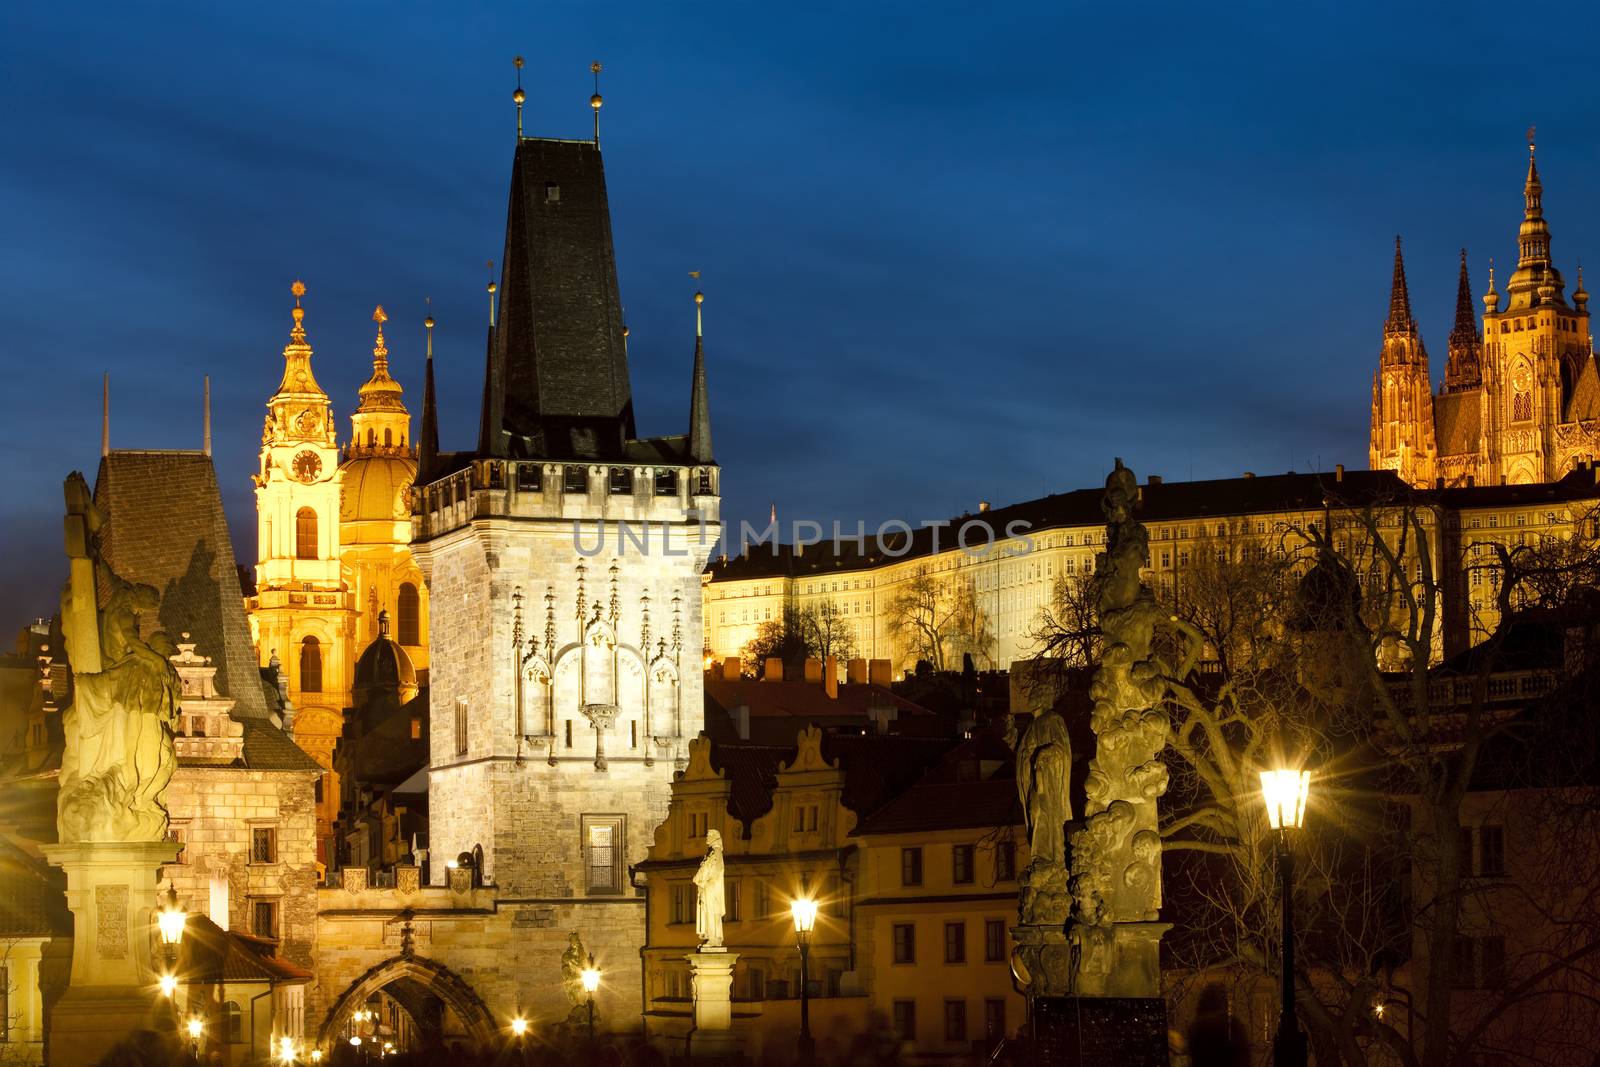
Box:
251;827;278;864
410;717;421;740
689;811;709;839
901;847;923;887
582;814;625;894
252;899;278;939
608;467;633;494
225;1002;243;1044
985;919;1006;962
792;804;818;833
994;841;1016;881
945;999;967;1042
167;823;188;864
892;923;916;964
563;465;588;493
1513;391;1532;421
397;582;420;645
953;844;974;885
0;965;8;1042
1470;825;1505;877
654;469;679;496
944;921;965;963
985;998;1006;1041
515;463;542;491
295;507;317;559
299;636;322;693
726;879;741;922
754;880;770;918
455;698;468;756
892;1000;916;1041
671;883;693;924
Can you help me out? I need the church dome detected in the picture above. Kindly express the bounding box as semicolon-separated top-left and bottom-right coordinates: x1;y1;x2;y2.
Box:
353;612;418;699
339;453;416;526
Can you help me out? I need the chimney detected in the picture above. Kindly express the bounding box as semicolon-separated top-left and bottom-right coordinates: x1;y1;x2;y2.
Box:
978;501;991;513
764;657;784;682
1243;471;1255;479
803;658;823;683
824;656;838;700
868;659;892;687
846;657;868;684
1335;463;1344;483
1148;474;1162;485
722;656;742;681
734;704;750;740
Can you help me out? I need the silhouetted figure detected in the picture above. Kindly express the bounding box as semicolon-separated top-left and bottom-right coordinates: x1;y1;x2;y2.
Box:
1186;983;1249;1067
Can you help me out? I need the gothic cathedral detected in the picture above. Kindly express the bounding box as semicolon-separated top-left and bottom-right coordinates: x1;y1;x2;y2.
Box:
1371;141;1600;486
248;287;429;867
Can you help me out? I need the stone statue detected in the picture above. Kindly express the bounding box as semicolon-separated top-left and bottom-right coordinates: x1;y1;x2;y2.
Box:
56;473;180;843
1014;710;1072;866
694;829;726;949
561;931;589;1008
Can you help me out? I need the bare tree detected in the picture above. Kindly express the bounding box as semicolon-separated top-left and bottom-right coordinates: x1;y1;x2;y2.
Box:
800;599;860;664
886;567;993;672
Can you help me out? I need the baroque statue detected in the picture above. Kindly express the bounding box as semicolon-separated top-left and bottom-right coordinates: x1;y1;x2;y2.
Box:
1012;708;1073;925
694;828;726;950
56;472;181;843
561;930;590;1009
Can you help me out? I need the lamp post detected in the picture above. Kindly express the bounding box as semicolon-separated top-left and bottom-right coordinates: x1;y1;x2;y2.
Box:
581;955;601;1045
790;896;819;1067
510;1015;529;1066
1261;768;1311;1067
185;1016;205;1066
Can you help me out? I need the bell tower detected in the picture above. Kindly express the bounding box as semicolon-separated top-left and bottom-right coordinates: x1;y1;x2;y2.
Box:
250;282;355;734
1369;237;1438;484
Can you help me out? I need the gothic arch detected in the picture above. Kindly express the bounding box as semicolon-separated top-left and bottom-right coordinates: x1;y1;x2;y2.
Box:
316;953;497;1050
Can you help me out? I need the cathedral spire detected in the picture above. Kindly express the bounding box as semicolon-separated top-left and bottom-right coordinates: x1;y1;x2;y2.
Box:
272;280;328;402
1385;236;1416;336
1508;129;1565;307
1444;249;1483;392
687;286;712;464
419;303;439;479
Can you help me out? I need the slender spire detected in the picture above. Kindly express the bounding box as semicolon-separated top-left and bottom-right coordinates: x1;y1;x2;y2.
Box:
590;61;603;146
1449;249;1479;346
687;280;713;465
101;373;109;457
203;375;212;457
372;306;389;375
1445;249;1483;392
513;57;526;140
419;300;440;479
1385;235;1416;335
1483;257;1500;312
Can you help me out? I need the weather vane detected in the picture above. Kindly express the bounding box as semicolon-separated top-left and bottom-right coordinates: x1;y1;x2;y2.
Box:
514;56;526;139
591;61;604;145
1527;124;1536;153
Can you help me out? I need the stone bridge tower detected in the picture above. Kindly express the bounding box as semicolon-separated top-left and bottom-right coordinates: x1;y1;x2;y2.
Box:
410;122;719;1016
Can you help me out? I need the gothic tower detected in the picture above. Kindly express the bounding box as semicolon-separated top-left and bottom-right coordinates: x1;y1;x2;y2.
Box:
1478;141;1593;484
249;285;356;867
1369;237;1438;484
410;121;719;1021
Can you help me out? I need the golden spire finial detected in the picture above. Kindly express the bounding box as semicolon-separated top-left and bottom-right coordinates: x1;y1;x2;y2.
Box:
424;296;435;360
487;259;498;327
1528;124;1537;155
690;271;703;337
371;305;389;371
590;61;603;145
289;280;308;340
513;56;526;139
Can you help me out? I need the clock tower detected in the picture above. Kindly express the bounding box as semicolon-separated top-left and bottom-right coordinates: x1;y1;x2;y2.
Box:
251;282;356;762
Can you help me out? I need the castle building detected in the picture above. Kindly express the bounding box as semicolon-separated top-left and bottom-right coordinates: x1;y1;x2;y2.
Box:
247;294;429;868
406;116;719;1020
1370;142;1600;487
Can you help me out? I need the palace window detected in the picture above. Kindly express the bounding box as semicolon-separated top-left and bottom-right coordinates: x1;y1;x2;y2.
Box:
251;827;278;864
299;637;322;693
251;899;278;939
985;919;1006;962
295;507;317;559
944;922;966;963
892;1000;916;1040
583;814;625;894
995;841;1016;881
901;847;923;887
952;844;974;885
671;883;693;924
985;999;1006;1041
892;923;916;964
945;999;968;1042
397;583;420;645
725;879;741;922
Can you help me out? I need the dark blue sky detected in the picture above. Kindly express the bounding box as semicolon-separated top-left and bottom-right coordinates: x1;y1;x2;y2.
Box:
5;2;1600;619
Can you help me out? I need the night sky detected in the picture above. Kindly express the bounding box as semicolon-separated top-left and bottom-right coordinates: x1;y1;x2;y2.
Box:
5;2;1600;620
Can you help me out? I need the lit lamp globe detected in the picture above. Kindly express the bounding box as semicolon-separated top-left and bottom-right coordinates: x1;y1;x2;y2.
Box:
581;960;601;994
158;973;178;998
278;1035;297;1063
1259;769;1311;830
157;886;187;948
790;897;819;940
186;1018;204;1041
510;1017;528;1037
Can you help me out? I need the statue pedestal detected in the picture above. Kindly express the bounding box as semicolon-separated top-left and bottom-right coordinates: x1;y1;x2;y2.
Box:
42;840;182;1066
1011;922;1073;998
1069;920;1172;998
685;949;740;1060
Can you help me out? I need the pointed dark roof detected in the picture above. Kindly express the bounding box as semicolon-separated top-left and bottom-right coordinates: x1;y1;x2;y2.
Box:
1385;236;1416;336
478;137;634;460
688;316;713;464
1444;249;1484;392
417;335;439;482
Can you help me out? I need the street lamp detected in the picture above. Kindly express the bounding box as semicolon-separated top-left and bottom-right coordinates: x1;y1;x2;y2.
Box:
510;1015;529;1065
155;885;186;1005
185;1016;205;1066
1260;768;1311;1067
278;1035;298;1063
581;955;601;1044
790;896;819;1067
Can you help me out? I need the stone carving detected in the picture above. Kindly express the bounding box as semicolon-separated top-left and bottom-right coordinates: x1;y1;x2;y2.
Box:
56;473;181;844
95;884;129;959
1013;708;1072;924
560;931;593;1026
694;829;726;949
1065;459;1197;994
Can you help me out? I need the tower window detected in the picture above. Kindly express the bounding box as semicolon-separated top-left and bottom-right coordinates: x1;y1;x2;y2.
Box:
516;464;541;492
384;427;392;447
455;698;468;757
609;467;633;494
397;583;421;646
295;507;318;560
299;636;322;693
563;465;589;494
545;182;560;202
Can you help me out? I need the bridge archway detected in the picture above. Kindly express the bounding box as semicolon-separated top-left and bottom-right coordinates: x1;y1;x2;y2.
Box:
316;954;498;1053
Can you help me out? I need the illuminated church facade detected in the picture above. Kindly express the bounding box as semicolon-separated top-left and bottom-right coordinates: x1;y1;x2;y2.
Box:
1371;142;1600;487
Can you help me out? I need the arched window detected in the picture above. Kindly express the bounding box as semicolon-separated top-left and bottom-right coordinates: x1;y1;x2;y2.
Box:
224;1001;242;1044
300;636;322;693
1514;392;1533;422
295;507;317;560
397;582;421;646
384;427;392;447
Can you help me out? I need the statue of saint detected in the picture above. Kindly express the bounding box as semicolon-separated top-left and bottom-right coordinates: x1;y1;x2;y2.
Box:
1014;711;1072;866
560;931;589;1008
56;473;180;843
693;828;726;949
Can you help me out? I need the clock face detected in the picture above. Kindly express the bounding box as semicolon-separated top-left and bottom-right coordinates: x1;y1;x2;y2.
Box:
292;450;323;483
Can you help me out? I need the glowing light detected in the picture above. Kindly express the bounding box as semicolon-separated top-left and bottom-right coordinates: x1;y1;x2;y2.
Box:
581;959;601;994
157;890;187;946
186;1017;205;1040
311;1053;323;1064
510;1017;528;1036
1260;768;1311;830
158;973;178;997
1374;1002;1386;1019
279;1035;297;1062
790;896;819;935
350;1036;362;1047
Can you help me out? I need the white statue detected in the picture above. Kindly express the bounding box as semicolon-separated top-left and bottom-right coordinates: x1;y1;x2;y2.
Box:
694;828;726;949
56;473;180;843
